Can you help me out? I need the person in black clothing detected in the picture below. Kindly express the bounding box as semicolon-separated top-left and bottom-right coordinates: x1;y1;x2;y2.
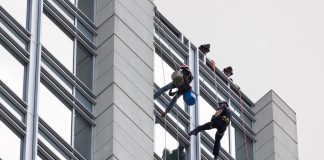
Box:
188;101;231;160
223;66;233;82
199;44;210;54
154;64;194;118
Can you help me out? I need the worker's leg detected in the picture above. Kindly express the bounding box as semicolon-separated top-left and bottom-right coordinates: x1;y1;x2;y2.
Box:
213;131;224;158
188;122;213;136
154;82;175;99
165;93;181;113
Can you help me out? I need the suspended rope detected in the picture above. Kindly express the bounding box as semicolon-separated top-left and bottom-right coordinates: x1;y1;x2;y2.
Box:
211;60;220;107
238;89;249;160
155;8;181;160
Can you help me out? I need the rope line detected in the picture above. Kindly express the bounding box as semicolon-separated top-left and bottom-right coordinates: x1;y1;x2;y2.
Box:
155;8;180;160
239;90;249;160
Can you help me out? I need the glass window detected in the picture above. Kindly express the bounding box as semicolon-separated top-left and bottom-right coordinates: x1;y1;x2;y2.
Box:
154;53;185;111
75;90;92;112
0;40;25;99
77;0;94;21
76;42;93;90
0;92;24;122
77;20;94;42
199;74;227;101
38;130;70;159
0;0;28;28
41;56;73;94
38;82;72;144
0;17;27;49
47;0;74;24
74;112;92;159
232;123;254;160
154;123;186;160
41;11;74;72
154;30;186;63
0;118;22;160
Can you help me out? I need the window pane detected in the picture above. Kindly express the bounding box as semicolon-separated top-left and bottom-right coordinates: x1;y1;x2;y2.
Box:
154;123;186;159
41;12;74;72
0;40;25;98
154;53;185;111
77;0;94;21
232;123;254;160
0;0;27;27
47;0;74;24
74;112;91;159
38;82;72;144
0;92;24;122
41;56;73;94
38;130;70;160
0;118;22;160
77;20;94;42
76;42;93;90
0;17;27;49
75;90;92;112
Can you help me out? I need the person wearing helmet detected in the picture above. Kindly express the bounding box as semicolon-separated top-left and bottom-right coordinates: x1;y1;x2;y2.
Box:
188;101;231;160
154;64;194;117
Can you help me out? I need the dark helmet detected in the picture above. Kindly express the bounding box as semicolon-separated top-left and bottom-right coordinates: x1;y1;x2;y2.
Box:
199;44;210;54
223;66;233;76
180;64;189;69
218;101;229;107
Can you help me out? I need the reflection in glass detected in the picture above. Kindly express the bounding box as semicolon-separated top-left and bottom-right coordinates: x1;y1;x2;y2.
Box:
199;75;226;102
76;42;93;90
38;82;72;144
77;20;94;42
41;12;74;72
0;118;22;160
154;53;185;111
0;0;27;27
75;90;92;112
77;0;94;21
74;112;92;159
0;92;24;122
41;56;73;94
232;123;254;160
38;130;69;159
154;123;186;159
0;40;25;98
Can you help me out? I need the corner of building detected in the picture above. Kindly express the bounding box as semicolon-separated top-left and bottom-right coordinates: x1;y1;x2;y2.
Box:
254;90;298;160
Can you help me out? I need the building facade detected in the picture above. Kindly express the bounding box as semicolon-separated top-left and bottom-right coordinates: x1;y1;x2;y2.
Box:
0;0;298;160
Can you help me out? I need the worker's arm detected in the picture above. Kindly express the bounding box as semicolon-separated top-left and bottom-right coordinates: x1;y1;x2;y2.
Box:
214;107;224;117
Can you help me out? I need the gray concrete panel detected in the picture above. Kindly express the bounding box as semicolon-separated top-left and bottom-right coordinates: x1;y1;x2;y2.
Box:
256;139;275;160
114;16;154;67
95;121;113;151
271;91;296;123
114;52;153;99
114;69;154;119
96;49;114;79
255;90;272;113
255;121;274;150
114;35;153;81
273;122;298;157
254;102;274;133
113;139;137;160
272;102;298;142
96;35;114;65
113;122;152;160
113;105;154;155
94;137;113;160
116;0;154;32
94;84;114;116
96;0;115;28
274;138;298;160
96;0;113;15
96;16;115;47
95;104;114;135
114;83;154;135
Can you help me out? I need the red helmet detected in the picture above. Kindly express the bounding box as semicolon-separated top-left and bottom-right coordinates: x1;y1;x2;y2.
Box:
180;64;189;69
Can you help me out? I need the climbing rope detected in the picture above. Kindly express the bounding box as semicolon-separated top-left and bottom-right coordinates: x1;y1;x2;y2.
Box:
155;8;181;160
238;89;249;160
211;60;220;107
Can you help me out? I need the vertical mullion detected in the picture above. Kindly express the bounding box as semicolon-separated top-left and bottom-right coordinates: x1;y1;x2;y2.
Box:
24;0;43;159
